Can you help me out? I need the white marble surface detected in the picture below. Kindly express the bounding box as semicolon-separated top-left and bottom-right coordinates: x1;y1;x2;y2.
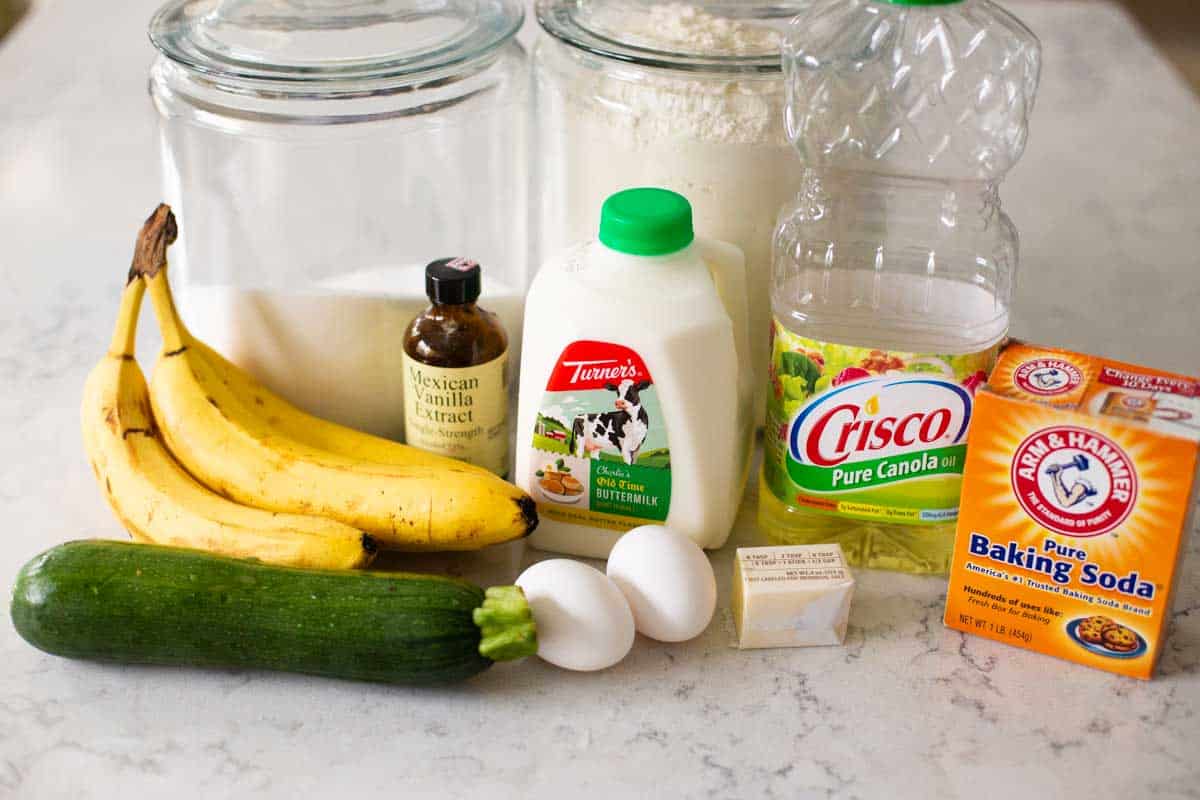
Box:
2;1;1199;798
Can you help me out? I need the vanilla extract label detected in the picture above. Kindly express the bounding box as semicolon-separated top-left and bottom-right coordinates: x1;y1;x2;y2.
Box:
402;351;509;477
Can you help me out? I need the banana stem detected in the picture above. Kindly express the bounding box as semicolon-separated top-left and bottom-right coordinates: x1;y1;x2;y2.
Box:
144;271;189;354
126;204;188;354
128;204;177;282
108;202;176;359
108;280;146;359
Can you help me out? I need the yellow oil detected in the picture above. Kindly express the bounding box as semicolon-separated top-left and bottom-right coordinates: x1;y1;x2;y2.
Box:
757;464;954;574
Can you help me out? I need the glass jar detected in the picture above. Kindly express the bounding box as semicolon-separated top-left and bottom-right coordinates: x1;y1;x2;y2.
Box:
148;0;529;440
532;0;805;422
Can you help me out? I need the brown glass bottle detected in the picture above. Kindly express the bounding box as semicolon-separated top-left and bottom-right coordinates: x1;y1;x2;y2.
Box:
401;258;510;477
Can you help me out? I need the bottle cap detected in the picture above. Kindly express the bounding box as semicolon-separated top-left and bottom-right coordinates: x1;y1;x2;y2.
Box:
425;257;482;305
599;188;694;256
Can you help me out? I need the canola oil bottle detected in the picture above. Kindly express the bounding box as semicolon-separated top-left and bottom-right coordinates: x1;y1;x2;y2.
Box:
759;0;1041;574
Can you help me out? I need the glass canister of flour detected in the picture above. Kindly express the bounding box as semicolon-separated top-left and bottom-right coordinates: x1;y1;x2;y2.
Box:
149;0;529;440
533;1;805;423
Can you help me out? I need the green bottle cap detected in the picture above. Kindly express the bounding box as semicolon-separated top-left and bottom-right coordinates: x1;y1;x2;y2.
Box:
599;188;694;256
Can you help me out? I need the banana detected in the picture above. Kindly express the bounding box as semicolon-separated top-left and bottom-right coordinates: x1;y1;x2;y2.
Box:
188;335;492;475
137;207;537;551
82;207;376;570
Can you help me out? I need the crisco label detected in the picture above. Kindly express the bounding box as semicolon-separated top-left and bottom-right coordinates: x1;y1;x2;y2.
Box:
787;376;972;489
763;321;997;525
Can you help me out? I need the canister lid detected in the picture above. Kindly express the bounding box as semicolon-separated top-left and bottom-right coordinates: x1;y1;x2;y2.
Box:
426;257;482;304
537;0;799;73
599;189;694;257
150;0;523;84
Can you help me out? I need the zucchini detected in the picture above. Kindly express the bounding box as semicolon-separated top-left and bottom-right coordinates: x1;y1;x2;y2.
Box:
10;540;536;685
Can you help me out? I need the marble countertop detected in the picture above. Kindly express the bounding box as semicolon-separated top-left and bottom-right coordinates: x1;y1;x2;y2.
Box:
2;1;1198;798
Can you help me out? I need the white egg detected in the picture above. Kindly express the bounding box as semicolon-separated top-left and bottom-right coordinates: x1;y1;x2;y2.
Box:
606;525;716;642
516;559;635;671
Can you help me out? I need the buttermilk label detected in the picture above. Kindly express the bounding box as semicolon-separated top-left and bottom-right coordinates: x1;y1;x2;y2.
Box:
763;322;998;525
528;340;671;534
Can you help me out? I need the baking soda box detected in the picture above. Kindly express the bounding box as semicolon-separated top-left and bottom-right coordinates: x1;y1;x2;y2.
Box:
944;342;1200;678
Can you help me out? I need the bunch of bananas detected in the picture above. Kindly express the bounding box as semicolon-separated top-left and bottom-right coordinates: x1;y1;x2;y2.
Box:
82;205;537;570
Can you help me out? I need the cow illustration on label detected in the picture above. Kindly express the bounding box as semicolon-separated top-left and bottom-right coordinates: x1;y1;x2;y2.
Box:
529;341;671;530
570;379;652;465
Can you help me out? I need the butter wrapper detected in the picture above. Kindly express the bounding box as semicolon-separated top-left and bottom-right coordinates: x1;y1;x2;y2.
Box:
732;544;855;649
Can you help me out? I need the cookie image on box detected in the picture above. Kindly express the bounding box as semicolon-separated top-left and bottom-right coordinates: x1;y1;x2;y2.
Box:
1064;617;1148;659
1101;624;1139;653
1076;616;1111;644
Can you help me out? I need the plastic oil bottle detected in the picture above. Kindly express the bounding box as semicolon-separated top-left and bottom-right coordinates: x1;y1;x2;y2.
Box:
759;0;1041;573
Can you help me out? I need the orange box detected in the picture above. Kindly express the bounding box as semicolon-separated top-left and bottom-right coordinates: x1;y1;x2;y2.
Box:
944;342;1199;679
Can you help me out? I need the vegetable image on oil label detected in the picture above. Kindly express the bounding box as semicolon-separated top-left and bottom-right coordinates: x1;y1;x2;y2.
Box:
529;340;670;533
763;321;998;525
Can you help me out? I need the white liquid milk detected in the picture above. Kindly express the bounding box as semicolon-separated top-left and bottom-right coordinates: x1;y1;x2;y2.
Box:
177;264;524;440
518;239;755;558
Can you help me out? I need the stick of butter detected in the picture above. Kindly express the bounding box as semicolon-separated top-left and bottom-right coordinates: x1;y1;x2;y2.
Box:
732;544;855;649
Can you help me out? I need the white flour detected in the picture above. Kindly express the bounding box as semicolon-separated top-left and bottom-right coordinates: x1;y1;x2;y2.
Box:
537;4;803;420
591;3;783;61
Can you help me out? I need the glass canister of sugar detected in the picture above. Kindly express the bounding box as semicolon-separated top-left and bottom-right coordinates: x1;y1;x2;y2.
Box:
533;1;807;424
148;0;530;441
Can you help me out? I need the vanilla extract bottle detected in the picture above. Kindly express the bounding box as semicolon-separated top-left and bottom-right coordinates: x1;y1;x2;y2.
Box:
402;258;509;477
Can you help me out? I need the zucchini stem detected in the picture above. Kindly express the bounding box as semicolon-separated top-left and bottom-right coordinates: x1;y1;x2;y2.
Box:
473;586;537;662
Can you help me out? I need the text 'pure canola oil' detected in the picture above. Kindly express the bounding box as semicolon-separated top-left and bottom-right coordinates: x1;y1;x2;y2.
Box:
758;270;1005;574
758;0;1041;574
